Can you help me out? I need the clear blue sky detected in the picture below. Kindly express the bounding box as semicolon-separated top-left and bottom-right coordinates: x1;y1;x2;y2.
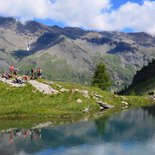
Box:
111;0;144;9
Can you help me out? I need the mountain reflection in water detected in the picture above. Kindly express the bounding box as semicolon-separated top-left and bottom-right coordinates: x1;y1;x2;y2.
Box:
0;105;155;155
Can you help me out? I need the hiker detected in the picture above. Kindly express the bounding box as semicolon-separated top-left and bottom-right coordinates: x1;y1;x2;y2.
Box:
22;75;29;82
7;72;13;79
30;68;35;80
37;68;42;78
1;72;12;79
9;65;14;74
13;68;19;75
1;71;7;78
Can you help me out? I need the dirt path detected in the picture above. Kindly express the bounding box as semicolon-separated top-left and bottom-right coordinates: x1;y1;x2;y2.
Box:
0;78;26;87
28;80;59;95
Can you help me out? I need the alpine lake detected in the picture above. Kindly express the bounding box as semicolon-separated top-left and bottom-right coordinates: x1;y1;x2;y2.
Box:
0;105;155;155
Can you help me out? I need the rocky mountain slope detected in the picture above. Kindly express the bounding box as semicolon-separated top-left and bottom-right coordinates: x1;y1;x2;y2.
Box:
0;17;155;90
120;60;155;95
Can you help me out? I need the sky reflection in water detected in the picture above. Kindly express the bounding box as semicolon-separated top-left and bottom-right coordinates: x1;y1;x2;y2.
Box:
0;106;155;155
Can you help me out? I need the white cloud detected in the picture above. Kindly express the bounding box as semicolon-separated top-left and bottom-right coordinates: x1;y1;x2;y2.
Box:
106;1;155;34
0;0;52;20
0;0;155;34
49;0;111;28
54;141;155;155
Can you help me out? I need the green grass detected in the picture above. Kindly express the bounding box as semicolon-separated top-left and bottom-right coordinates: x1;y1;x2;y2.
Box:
0;79;154;129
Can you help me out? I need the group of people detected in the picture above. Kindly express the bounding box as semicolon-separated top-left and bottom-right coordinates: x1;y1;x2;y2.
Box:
1;65;43;84
30;68;42;80
1;65;17;80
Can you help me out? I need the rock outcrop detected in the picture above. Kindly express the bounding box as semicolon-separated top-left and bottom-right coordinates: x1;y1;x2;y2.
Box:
28;80;59;95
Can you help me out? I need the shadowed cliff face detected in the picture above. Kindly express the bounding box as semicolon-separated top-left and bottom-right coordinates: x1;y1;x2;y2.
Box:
131;60;155;85
0;16;155;88
120;59;155;95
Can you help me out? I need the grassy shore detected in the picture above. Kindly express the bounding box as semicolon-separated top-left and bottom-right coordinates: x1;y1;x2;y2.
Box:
0;79;154;129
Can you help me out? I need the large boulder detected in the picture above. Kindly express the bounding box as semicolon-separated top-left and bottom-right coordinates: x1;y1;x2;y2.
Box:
96;101;114;109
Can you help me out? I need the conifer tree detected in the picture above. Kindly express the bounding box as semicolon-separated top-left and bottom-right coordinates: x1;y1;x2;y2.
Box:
92;62;112;90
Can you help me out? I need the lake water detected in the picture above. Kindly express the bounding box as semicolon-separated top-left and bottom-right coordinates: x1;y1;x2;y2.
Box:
0;105;155;155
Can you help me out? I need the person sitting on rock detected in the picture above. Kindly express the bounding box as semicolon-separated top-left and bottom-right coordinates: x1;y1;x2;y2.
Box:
1;71;7;78
22;75;29;82
37;68;42;78
13;68;19;75
7;73;13;79
2;72;12;79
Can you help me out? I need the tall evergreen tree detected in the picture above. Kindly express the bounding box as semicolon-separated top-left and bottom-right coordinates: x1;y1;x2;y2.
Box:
92;62;112;90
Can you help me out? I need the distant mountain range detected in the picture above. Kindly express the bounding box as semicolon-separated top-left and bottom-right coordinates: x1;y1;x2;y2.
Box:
0;16;155;90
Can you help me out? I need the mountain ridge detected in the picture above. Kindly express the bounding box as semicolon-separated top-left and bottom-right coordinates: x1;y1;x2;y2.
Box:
0;16;155;90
